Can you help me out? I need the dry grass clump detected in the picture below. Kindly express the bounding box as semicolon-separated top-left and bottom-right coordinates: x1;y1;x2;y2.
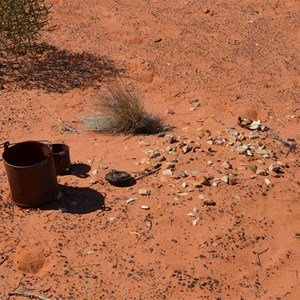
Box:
83;82;163;135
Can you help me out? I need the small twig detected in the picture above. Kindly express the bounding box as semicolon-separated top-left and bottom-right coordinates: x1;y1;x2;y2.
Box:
254;251;262;267
135;166;162;181
253;248;269;267
269;135;297;156
2;265;11;300
289;270;299;279
79;279;94;300
10;274;26;294
0;255;8;266
112;254;118;269
71;263;101;269
259;247;269;255
191;263;195;278
8;292;50;300
59;119;78;134
169;211;174;227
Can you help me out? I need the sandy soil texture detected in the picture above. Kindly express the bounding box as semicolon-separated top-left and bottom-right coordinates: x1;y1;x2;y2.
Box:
1;0;300;299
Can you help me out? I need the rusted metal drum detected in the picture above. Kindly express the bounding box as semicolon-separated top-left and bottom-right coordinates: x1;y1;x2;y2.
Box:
52;143;71;175
2;141;58;207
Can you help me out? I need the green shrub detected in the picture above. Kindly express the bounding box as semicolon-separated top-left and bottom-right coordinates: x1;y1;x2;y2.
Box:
0;0;50;54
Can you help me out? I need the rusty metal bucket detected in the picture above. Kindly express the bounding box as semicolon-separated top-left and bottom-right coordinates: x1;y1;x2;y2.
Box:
52;143;71;175
2;141;59;207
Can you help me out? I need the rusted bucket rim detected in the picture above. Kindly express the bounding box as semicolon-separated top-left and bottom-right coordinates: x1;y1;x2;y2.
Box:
2;140;53;169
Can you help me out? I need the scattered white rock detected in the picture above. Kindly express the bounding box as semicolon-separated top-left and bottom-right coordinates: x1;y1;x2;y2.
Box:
162;169;173;176
222;161;232;169
139;141;151;146
268;162;280;173
264;178;272;186
139;189;150;196
192;217;201;226
186;212;195;217
141;205;150;210
146;221;152;229
182;144;192;154
248;120;261;130
126;198;138;204
236;145;248;154
249;133;259;139
246;149;253;156
203;198;216;206
207;160;213;166
221;175;229;183
149;151;161;159
109;217;117;223
256;169;268;176
92;169;98;175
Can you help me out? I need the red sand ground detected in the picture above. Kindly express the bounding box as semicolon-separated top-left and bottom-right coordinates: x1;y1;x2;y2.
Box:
1;0;300;299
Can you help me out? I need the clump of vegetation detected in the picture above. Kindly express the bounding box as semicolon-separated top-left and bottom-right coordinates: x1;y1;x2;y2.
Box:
0;0;50;54
83;82;163;135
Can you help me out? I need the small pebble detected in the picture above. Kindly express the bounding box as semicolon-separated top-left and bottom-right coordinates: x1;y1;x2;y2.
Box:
203;198;216;206
141;205;150;210
109;217;117;223
162;169;173;176
268;162;280;173
264;178;272;186
126;198;137;204
256;169;268;176
186;212;195;217
222;161;232;169
182;145;192;154
207;160;213;166
192;217;201;226
139;189;150;196
181;182;188;188
221;175;229;183
169;136;178;144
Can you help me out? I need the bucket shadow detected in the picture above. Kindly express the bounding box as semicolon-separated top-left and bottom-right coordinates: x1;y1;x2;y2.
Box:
61;163;91;178
40;185;110;214
0;43;123;93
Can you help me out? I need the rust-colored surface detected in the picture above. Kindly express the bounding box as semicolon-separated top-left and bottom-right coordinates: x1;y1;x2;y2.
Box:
0;0;300;299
